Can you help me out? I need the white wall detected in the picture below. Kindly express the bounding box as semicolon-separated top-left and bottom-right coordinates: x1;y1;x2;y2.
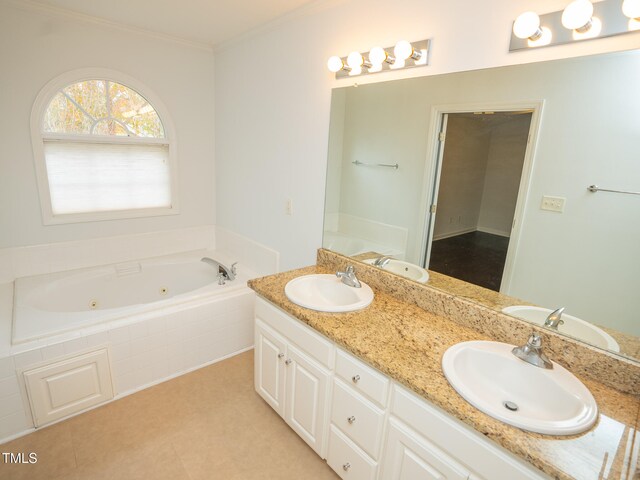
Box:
434;116;491;240
0;4;216;249
214;0;640;272
477;114;531;237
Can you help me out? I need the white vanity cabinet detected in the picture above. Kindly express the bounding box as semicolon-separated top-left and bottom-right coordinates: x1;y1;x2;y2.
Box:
253;298;548;480
254;300;333;458
382;386;546;480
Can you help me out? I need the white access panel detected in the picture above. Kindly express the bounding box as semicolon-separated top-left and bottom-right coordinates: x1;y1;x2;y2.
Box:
24;348;114;427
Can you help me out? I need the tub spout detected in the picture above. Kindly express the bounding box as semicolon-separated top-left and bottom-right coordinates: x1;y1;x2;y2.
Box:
201;257;237;282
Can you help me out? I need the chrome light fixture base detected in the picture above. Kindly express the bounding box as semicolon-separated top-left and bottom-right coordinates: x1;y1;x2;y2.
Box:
332;39;430;79
510;0;639;51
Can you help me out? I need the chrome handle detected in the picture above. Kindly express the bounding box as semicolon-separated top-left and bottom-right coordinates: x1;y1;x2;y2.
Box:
285;359;292;365
231;262;238;275
343;462;351;471
347;416;356;424
352;374;360;383
278;353;285;359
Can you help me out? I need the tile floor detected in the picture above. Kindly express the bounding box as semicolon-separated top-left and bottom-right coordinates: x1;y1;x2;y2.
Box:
0;351;339;480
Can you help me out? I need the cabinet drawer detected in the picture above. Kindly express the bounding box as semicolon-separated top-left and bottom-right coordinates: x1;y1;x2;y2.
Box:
335;348;389;407
331;378;385;459
391;385;547;480
256;298;334;368
327;425;377;480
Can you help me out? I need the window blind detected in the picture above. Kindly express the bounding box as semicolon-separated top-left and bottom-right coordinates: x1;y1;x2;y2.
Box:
44;141;171;215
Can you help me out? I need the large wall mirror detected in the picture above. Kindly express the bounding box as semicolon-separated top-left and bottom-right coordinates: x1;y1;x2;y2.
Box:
322;49;640;362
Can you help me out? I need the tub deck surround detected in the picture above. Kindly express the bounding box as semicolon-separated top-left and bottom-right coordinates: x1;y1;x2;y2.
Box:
248;264;640;480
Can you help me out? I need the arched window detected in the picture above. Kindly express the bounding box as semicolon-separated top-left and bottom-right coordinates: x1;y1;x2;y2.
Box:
31;69;178;224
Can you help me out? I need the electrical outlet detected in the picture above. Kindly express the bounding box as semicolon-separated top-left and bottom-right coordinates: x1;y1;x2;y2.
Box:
285;199;293;215
541;195;566;213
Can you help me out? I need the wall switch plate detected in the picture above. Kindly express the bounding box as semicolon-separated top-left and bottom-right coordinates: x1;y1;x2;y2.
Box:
541;195;565;213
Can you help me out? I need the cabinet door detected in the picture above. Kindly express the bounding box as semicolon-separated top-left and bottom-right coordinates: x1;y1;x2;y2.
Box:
381;418;468;480
255;319;287;418
284;344;330;458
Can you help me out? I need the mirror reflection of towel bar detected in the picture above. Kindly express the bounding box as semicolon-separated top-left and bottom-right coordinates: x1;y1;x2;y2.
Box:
587;185;640;196
352;160;399;169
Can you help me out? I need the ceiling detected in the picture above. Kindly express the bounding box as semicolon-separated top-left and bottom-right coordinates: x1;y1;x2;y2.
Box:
26;0;320;47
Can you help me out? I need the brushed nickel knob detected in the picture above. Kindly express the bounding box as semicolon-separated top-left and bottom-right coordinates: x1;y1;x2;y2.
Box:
352;374;360;383
278;353;285;359
347;416;356;424
285;359;292;365
343;462;351;471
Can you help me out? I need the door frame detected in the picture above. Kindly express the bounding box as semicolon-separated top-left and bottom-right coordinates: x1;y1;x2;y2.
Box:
416;100;545;294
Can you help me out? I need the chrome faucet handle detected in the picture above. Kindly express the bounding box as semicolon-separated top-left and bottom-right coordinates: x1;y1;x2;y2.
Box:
336;265;362;288
512;331;553;369
373;255;392;267
231;262;238;276
544;307;565;329
527;332;543;348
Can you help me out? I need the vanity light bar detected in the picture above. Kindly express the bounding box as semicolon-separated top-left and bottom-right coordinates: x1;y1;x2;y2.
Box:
510;0;640;51
328;39;430;79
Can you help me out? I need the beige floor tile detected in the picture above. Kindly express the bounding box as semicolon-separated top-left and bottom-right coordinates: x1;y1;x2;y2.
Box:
0;350;338;480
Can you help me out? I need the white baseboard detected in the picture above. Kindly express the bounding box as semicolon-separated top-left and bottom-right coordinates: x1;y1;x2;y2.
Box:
477;226;511;238
432;227;476;241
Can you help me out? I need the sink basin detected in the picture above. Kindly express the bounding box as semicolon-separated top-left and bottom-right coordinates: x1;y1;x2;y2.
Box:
363;258;429;283
284;274;374;312
442;341;598;435
502;306;620;352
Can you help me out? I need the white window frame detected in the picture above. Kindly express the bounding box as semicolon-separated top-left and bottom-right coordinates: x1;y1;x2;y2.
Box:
30;68;179;225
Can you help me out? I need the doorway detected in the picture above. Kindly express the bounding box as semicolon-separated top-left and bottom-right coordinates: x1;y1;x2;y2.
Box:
423;109;535;292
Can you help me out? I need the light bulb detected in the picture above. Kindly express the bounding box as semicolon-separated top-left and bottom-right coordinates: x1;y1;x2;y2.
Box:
394;40;414;61
562;0;594;32
513;12;542;40
347;51;364;69
369;47;387;67
623;0;640;19
327;56;345;73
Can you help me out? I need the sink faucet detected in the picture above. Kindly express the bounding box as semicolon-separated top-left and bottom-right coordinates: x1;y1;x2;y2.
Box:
336;265;362;288
201;257;237;284
512;332;553;369
544;307;565;330
373;256;392;268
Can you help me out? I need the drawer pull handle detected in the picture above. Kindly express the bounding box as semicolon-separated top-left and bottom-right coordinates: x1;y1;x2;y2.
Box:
278;353;285;359
347;415;356;424
285;359;292;365
352;374;361;383
343;462;351;471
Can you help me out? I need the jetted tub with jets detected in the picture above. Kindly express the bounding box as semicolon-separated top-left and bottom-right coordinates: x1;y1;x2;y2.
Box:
11;250;250;344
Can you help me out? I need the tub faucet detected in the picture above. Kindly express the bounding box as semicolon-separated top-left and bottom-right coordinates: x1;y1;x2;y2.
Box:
512;332;553;369
544;307;565;330
336;265;362;288
373;256;392;267
201;257;237;284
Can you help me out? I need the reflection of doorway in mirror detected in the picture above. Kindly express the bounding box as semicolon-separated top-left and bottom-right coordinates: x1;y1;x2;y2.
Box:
424;110;534;292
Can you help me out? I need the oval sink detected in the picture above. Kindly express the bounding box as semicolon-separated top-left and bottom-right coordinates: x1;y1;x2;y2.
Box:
284;274;374;312
363;258;429;283
502;306;620;352
442;341;598;435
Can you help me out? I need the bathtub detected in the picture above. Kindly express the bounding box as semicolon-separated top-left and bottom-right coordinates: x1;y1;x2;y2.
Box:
12;250;251;344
